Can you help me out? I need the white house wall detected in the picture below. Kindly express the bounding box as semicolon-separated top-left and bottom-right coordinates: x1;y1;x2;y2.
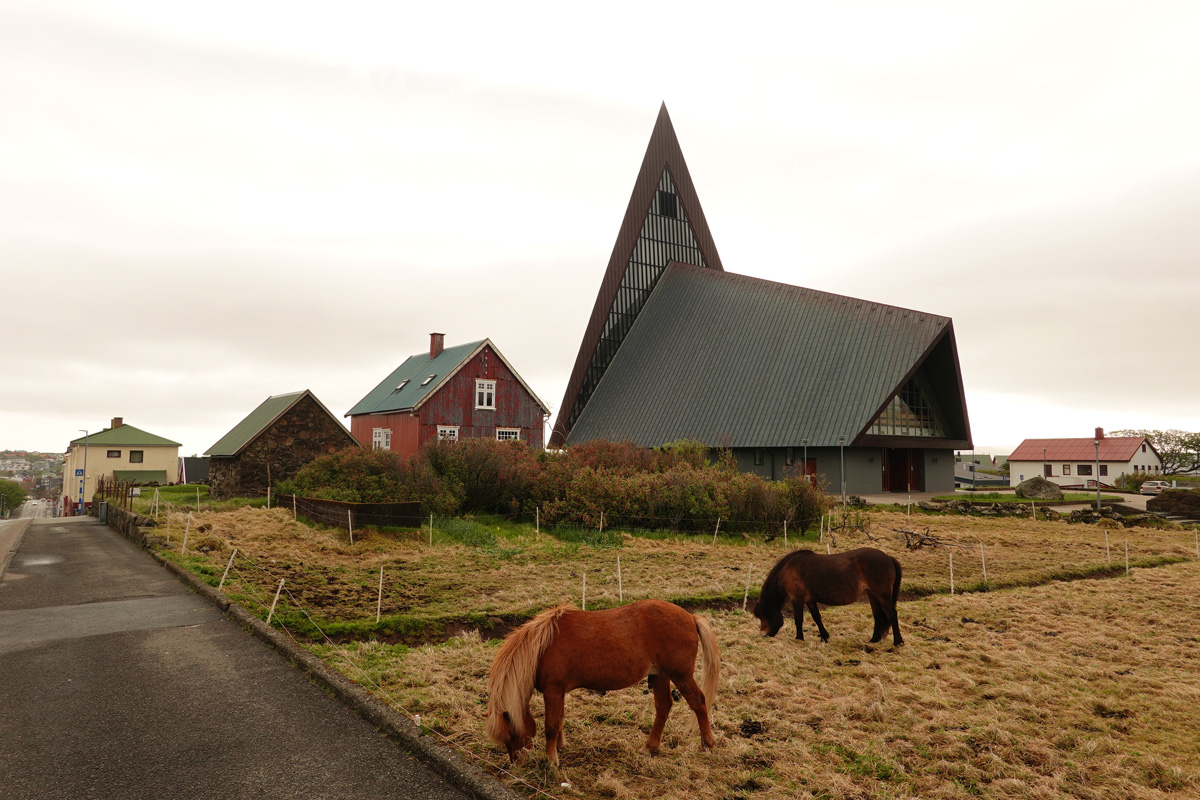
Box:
1009;453;1164;488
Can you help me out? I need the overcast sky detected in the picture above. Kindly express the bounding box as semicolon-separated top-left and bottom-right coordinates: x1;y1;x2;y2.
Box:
4;0;1199;458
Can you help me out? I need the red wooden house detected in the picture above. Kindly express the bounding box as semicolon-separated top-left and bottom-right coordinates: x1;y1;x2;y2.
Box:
346;334;549;458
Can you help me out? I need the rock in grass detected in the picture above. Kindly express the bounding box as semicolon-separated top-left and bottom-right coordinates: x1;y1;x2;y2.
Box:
1015;477;1063;501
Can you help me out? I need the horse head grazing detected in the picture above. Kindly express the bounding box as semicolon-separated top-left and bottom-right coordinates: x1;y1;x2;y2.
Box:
752;599;785;637
492;708;536;762
754;552;797;637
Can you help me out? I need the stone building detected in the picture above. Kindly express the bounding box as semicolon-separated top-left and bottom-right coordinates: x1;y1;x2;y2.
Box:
205;390;359;499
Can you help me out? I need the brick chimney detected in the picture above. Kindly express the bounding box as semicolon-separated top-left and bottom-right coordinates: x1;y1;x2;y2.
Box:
112;417;124;429
430;333;445;359
1095;427;1104;439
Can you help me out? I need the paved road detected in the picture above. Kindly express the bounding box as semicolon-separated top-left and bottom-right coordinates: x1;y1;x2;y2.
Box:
0;516;471;800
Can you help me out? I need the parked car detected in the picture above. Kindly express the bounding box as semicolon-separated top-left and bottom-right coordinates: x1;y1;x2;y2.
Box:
1141;480;1171;495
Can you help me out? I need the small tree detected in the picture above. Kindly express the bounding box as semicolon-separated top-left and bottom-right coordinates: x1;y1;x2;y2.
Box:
0;479;25;516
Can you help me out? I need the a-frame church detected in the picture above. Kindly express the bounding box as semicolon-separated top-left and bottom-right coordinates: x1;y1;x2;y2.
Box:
551;105;972;495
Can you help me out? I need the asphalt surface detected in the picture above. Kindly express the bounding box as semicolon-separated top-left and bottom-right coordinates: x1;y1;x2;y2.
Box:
0;516;474;800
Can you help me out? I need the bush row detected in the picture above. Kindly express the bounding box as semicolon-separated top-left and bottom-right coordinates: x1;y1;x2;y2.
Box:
276;438;831;535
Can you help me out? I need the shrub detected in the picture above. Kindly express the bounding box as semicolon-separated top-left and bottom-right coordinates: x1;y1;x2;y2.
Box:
279;438;832;534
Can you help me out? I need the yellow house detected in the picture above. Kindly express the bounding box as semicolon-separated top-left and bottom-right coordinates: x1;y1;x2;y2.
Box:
62;417;181;515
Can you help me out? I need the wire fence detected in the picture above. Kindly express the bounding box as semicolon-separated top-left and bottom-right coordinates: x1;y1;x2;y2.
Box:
115;502;565;800
98;497;1200;800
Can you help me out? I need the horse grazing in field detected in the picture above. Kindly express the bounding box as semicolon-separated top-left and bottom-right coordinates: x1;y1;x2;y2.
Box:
753;548;903;646
486;599;720;767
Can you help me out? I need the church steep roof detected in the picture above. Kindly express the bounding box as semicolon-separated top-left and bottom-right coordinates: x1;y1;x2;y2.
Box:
567;262;970;449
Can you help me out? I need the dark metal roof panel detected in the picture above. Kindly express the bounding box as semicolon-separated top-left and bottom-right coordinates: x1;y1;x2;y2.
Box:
567;264;953;448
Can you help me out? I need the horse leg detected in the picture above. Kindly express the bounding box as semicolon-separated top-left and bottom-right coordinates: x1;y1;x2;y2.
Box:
887;599;904;646
543;687;566;768
642;671;674;755
807;601;830;642
792;601;805;640
672;674;716;752
867;595;888;643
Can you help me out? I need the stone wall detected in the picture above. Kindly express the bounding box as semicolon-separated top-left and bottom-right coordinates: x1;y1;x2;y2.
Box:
1147;489;1200;516
100;502;156;539
209;394;360;499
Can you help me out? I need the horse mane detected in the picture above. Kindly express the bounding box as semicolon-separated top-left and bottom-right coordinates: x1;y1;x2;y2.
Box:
486;604;575;744
758;549;813;616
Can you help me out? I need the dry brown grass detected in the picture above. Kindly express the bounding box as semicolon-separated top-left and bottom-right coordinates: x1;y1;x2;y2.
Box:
315;561;1200;799
163;507;1197;626
155;506;1200;798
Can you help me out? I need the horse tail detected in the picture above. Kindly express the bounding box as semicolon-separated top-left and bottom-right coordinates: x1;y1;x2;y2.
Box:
694;615;721;711
891;556;903;606
486;604;573;745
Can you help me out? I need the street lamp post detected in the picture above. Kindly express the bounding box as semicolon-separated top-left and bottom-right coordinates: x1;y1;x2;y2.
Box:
1094;440;1101;512
838;435;846;509
802;439;808;482
1042;448;1047;478
78;429;89;516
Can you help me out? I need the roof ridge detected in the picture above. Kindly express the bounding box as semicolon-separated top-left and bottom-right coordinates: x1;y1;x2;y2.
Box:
668;262;952;322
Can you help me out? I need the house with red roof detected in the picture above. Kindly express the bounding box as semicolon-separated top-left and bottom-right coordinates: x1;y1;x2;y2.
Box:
1008;428;1162;489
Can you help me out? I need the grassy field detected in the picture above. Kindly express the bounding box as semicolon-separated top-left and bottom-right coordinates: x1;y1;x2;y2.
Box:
145;504;1200;798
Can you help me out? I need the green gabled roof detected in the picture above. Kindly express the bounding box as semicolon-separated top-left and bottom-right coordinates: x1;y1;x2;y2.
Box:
567;262;969;449
205;391;312;457
113;470;169;484
69;425;180;448
345;340;485;417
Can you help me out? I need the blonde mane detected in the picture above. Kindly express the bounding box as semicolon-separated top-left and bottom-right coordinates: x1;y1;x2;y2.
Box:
486;604;575;744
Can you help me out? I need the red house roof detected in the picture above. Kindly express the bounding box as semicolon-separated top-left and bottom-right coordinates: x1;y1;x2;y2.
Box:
1009;436;1153;463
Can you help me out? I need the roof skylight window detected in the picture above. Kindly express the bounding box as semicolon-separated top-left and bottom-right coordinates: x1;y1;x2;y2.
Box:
395;379;410;392
421;374;437;386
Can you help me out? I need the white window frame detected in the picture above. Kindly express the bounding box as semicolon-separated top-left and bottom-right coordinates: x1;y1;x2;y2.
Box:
496;428;520;442
372;427;392;451
437;426;459;442
475;379;496;409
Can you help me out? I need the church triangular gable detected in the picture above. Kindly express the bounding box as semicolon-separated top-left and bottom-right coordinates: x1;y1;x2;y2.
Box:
857;325;972;448
551;105;723;446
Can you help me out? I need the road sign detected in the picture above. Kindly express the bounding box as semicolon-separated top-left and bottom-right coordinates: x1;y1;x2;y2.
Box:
75;469;84;476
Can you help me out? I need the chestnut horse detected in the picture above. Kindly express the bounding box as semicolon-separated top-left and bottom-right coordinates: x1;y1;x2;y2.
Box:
753;548;903;646
486;599;720;767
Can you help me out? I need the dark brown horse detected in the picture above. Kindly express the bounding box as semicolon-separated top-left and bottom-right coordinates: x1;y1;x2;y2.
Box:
753;548;903;646
486;599;720;767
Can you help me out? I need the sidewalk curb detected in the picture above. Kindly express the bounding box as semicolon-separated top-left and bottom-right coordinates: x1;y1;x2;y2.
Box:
115;522;522;800
0;518;32;580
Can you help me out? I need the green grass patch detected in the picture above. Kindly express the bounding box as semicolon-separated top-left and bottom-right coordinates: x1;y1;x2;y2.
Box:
130;485;267;516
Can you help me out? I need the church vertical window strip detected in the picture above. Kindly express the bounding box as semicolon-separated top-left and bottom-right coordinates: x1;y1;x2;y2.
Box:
570;170;707;428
